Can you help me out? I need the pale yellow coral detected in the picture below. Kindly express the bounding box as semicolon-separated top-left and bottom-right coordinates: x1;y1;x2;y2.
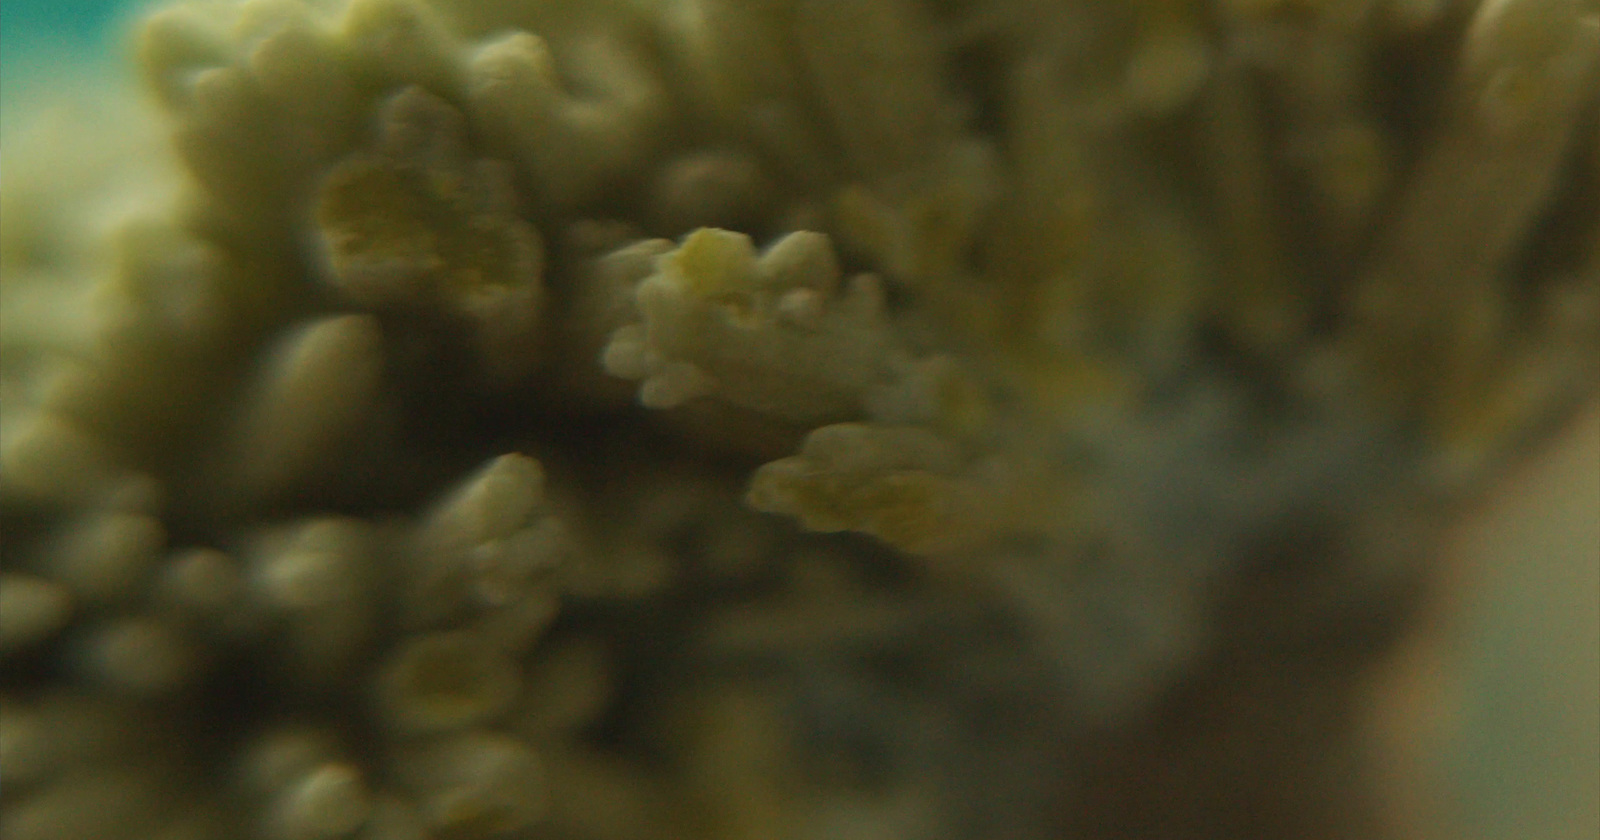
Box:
603;227;909;424
224;314;386;504
747;423;1014;554
316;87;546;383
407;452;570;632
467;29;668;208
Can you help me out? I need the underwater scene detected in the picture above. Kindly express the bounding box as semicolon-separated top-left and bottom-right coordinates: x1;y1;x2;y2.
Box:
1;1;1596;839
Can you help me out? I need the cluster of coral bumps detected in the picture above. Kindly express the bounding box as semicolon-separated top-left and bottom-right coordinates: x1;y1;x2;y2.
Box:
1;0;1596;838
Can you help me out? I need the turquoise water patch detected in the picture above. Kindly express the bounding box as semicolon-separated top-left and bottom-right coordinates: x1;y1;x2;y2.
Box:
1;0;127;45
0;0;144;113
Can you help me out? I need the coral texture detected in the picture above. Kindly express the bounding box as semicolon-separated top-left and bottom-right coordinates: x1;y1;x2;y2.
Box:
2;0;1597;838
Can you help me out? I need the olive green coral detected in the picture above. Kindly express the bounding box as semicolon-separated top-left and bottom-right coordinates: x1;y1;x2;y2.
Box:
2;0;1597;838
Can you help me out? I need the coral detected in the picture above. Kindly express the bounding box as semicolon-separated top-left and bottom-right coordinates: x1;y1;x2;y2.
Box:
315;88;546;385
601;228;909;422
747;422;1018;554
2;0;1597;838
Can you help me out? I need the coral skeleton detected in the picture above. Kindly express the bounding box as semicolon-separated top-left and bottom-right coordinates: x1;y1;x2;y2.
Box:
1;0;1597;838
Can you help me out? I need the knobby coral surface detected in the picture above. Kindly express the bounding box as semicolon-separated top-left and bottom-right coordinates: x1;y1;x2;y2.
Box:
1;0;1596;838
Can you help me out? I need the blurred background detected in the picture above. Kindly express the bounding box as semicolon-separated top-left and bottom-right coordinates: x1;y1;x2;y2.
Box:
2;1;1595;837
1427;408;1599;840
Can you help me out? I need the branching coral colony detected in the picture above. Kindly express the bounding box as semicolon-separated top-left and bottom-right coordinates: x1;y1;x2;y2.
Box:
1;0;1596;838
